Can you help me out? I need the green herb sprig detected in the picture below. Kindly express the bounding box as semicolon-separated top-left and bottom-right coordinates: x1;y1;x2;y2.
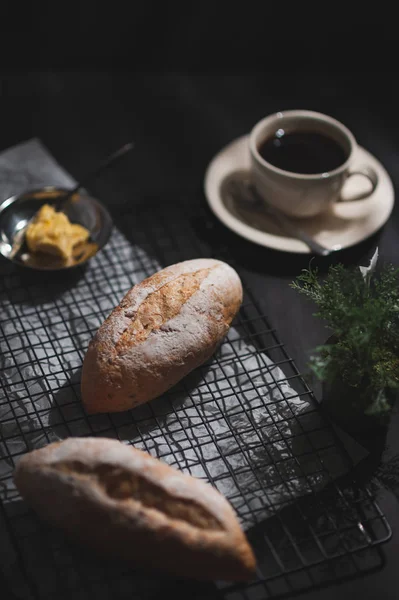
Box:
291;250;399;414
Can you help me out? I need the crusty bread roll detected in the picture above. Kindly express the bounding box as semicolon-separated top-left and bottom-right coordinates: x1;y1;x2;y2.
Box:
14;437;256;581
81;259;242;414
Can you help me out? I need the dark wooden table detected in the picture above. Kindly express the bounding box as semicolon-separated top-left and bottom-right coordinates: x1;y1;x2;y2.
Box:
1;71;398;600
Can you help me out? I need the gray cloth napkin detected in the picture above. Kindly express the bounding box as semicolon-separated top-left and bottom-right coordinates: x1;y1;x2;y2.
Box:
0;138;75;201
0;139;368;599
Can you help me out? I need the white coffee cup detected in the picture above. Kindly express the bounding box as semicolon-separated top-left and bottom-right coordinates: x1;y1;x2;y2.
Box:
249;109;378;218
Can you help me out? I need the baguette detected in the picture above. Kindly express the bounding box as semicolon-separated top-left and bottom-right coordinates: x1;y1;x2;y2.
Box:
81;259;242;414
14;437;256;581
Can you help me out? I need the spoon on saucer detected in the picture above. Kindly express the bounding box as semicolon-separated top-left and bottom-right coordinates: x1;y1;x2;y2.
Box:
226;178;334;257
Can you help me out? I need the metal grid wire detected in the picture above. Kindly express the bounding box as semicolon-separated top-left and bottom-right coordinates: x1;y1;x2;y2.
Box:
0;196;392;600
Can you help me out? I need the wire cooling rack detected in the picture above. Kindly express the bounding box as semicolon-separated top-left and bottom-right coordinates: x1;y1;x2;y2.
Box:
0;196;392;600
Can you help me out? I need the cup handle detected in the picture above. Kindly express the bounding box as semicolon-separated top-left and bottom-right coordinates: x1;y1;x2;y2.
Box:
339;165;378;202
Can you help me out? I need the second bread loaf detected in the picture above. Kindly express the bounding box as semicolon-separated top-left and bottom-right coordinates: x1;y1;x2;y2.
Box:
14;437;256;581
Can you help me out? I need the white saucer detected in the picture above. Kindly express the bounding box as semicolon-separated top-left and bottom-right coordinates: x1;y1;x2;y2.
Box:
204;135;395;253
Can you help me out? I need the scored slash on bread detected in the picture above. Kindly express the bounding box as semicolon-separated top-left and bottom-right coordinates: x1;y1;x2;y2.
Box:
14;437;256;582
81;259;243;414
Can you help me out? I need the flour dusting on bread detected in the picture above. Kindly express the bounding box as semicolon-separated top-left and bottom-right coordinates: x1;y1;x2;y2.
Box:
81;259;242;413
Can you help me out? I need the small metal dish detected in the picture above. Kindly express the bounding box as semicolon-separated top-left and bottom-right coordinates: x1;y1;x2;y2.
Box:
0;186;113;271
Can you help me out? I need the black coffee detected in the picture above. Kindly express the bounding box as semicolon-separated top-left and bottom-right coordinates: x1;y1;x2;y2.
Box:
258;130;348;174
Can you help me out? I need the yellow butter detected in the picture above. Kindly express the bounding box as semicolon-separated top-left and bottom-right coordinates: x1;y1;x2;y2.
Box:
26;204;89;261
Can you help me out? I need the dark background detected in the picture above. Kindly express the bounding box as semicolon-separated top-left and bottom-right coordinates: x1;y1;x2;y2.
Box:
1;6;399;599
